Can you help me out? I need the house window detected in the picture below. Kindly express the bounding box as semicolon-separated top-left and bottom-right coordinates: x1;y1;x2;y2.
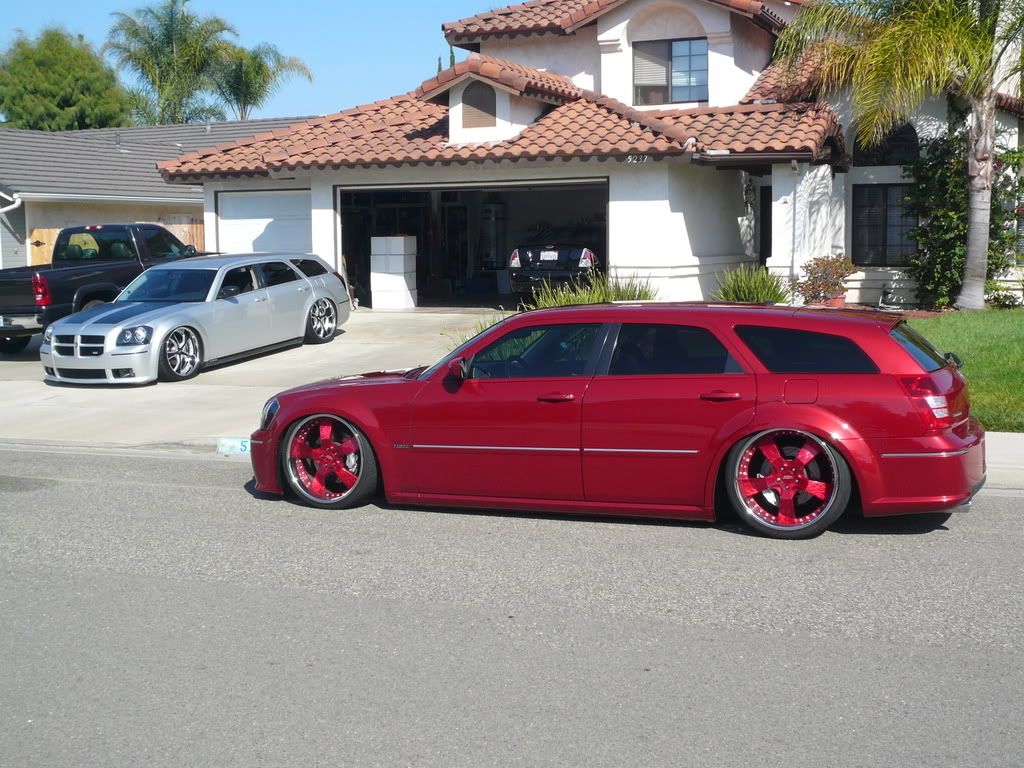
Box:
633;38;708;105
852;124;919;166
852;184;917;267
463;81;496;129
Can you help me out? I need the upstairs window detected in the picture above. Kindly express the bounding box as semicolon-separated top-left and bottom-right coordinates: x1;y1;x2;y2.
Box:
852;123;919;166
463;81;497;129
634;38;708;105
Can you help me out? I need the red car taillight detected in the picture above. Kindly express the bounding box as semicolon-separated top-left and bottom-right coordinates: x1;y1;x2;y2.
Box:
900;374;955;431
509;249;521;268
578;248;594;268
32;274;51;307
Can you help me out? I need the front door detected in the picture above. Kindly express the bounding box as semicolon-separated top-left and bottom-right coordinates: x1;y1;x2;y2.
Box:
410;322;604;501
758;187;772;266
210;265;273;359
582;322;756;510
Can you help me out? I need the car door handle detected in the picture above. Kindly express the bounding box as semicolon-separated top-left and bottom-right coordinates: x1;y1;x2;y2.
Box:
297;286;309;292
537;392;575;403
254;296;267;303
699;391;742;401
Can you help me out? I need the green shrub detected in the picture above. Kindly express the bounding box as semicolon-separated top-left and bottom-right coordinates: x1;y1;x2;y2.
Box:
520;271;657;310
712;263;791;304
984;279;1022;309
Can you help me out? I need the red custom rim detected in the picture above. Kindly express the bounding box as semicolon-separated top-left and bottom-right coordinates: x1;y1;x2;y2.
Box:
286;416;361;501
735;430;837;529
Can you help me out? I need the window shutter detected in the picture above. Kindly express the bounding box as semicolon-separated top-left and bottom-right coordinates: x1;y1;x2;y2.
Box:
633;41;669;86
462;81;497;129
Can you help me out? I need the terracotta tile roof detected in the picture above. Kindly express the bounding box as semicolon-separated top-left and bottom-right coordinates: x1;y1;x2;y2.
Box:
416;53;581;103
442;0;796;44
158;56;844;179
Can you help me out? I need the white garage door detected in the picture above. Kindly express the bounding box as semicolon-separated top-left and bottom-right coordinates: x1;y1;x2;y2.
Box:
217;190;312;254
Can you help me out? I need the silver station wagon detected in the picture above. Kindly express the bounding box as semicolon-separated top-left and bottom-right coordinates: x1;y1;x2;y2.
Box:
40;253;350;384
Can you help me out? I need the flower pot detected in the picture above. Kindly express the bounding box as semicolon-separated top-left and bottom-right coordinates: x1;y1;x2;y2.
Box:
825;295;847;308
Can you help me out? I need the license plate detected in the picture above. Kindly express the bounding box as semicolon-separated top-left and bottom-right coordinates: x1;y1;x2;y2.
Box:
540;250;559;261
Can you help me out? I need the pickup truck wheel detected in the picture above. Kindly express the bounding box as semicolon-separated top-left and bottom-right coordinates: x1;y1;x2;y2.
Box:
0;336;31;355
82;299;107;311
157;326;203;382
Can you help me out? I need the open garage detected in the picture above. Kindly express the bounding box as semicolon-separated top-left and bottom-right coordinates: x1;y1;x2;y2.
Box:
336;179;608;307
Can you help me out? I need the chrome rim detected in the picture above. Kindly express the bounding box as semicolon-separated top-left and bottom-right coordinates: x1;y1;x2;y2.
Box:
734;430;838;530
285;415;362;503
310;299;336;340
164;327;200;377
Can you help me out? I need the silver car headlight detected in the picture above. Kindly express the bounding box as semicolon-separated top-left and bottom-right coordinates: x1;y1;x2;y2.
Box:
42;326;54;344
260;398;280;430
116;326;152;346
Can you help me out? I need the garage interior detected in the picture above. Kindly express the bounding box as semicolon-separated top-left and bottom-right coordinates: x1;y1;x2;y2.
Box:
337;180;608;307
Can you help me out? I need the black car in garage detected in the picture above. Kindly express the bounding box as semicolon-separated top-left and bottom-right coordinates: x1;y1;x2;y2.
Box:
508;226;602;295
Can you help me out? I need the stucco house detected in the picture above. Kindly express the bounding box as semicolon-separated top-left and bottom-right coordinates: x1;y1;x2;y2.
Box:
0;117;307;270
157;0;1024;307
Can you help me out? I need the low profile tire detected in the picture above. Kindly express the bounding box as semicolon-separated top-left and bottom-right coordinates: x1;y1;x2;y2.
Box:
725;429;851;539
304;298;337;344
157;326;203;382
281;414;379;510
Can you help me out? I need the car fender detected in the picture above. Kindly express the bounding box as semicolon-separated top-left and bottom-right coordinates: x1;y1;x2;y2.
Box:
702;403;879;514
275;391;402;495
73;282;122;311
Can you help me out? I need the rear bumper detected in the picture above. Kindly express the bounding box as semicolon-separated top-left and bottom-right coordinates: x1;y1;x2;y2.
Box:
854;420;987;516
0;304;74;336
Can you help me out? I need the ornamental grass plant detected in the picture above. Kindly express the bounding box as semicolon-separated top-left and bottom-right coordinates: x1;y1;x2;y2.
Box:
712;263;792;304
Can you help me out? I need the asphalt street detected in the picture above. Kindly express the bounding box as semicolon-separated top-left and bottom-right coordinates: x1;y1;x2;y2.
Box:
1;445;1021;767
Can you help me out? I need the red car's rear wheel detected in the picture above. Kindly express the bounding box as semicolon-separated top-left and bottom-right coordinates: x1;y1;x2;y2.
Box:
281;415;378;509
726;429;851;539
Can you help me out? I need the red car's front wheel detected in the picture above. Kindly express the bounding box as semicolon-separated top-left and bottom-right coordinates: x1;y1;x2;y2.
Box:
281;415;379;509
725;429;851;539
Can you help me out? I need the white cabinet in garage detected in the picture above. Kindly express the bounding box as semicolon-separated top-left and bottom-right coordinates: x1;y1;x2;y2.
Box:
217;190;312;254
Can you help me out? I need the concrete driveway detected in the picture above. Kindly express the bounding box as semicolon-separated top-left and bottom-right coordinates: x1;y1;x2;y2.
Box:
0;309;493;450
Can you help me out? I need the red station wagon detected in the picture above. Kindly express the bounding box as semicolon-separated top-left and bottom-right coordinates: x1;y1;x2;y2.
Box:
249;304;986;539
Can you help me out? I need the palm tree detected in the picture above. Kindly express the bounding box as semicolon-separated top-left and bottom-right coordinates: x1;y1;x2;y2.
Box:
212;43;312;121
775;0;1024;309
106;0;234;124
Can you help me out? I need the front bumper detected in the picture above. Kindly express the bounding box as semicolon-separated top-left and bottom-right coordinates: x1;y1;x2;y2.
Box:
40;333;159;384
250;426;284;495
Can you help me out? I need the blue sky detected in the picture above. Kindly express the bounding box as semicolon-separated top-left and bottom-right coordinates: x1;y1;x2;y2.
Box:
2;0;486;120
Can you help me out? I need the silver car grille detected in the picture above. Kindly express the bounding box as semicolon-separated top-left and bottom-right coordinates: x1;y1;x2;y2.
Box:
53;334;105;357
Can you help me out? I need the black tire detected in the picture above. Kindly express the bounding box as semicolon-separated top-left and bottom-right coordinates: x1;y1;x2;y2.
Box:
304;298;338;344
157;326;203;382
280;414;379;510
724;429;851;539
81;299;107;311
0;336;31;355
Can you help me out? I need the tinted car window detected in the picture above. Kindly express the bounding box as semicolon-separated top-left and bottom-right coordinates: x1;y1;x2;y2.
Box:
471;323;600;379
291;258;328;277
219;266;258;296
53;229;136;262
735;325;879;374
891;322;946;372
260;261;301;287
609;323;742;375
140;228;187;258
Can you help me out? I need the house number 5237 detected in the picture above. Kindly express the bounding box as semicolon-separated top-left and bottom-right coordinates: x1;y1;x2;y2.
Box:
625;154;651;163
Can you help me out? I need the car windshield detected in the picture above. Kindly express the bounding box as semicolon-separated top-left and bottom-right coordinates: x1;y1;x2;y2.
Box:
117;269;216;303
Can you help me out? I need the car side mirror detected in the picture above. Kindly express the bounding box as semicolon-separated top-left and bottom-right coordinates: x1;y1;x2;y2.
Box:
184;244;197;256
447;357;469;381
218;284;241;300
945;351;963;370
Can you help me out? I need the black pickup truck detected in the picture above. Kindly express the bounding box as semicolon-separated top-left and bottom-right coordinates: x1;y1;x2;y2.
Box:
0;223;201;354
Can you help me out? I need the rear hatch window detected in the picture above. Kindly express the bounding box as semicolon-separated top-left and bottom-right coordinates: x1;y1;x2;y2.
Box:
519;246;587;270
890;322;946;372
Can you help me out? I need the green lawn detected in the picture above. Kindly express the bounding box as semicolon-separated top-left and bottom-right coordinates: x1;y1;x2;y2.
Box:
910;310;1024;433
